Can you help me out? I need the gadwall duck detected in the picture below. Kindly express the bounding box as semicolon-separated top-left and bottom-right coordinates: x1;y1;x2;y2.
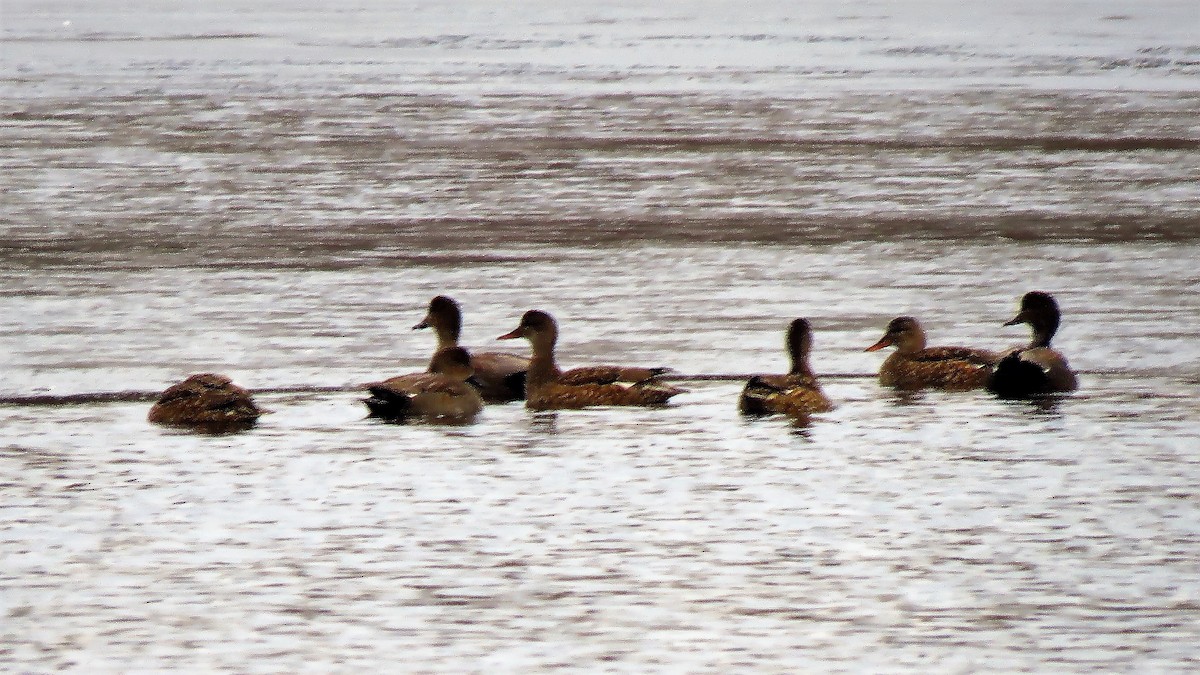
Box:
865;316;997;390
148;373;263;428
414;295;528;403
740;318;834;416
987;291;1078;398
497;310;683;410
364;346;484;422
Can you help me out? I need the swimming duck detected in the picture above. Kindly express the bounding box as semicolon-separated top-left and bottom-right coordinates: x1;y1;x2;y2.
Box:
987;291;1078;398
147;373;263;428
496;310;684;411
364;346;485;422
413;295;529;403
865;316;997;390
740;318;834;416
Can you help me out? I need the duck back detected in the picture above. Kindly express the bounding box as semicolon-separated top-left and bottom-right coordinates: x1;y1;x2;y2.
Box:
987;348;1077;398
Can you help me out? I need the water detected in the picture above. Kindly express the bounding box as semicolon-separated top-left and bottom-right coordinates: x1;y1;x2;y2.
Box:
2;1;1199;671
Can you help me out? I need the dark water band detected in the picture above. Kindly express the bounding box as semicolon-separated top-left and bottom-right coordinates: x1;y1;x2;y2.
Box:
0;371;1133;406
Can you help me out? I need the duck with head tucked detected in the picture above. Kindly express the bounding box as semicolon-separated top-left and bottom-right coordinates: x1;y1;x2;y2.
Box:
363;346;484;422
148;373;264;429
740;318;834;417
865;316;997;390
413;295;529;402
987;291;1078;398
497;310;684;410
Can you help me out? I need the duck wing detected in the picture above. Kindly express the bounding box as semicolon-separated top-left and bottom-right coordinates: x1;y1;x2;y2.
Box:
740;375;832;416
467;350;529;402
559;365;672;386
988;347;1077;398
911;346;998;365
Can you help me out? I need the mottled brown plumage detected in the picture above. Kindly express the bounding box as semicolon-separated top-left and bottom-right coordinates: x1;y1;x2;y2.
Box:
988;291;1078;398
497;310;684;411
413;295;529;402
557;365;672;386
740;318;834;417
364;346;484;422
147;373;263;429
865;316;997;390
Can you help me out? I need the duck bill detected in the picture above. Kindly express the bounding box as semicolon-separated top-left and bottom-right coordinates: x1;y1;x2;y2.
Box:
1003;310;1030;327
412;317;431;330
496;327;523;341
864;335;893;352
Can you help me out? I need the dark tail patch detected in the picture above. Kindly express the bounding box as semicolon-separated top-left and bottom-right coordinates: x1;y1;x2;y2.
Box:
363;386;414;419
987;352;1050;399
739;376;777;415
503;370;528;398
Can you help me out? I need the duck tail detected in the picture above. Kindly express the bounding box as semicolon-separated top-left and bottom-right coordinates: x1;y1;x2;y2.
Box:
739;376;777;415
363;386;415;419
986;352;1049;399
503;370;528;398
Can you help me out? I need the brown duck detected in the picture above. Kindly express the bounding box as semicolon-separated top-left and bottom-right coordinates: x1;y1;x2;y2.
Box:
496;310;683;411
740;318;834;416
865;316;997;390
364;346;485;422
148;373;263;428
413;295;529;403
987;291;1078;398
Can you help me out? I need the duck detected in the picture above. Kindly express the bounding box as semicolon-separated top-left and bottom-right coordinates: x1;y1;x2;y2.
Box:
413;295;528;403
740;318;834;416
496;310;684;411
987;291;1078;398
864;316;997;390
147;373;263;428
363;346;484;422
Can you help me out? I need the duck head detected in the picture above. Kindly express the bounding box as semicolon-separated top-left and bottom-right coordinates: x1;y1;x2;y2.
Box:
865;316;927;353
429;346;475;381
497;310;558;351
413;295;462;346
1004;291;1061;348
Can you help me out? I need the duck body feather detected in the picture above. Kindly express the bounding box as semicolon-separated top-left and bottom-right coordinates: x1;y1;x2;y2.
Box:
739;373;833;416
364;373;484;421
148;373;263;428
557;365;671;386
526;379;682;411
987;347;1078;398
878;347;997;390
364;347;484;422
463;351;528;402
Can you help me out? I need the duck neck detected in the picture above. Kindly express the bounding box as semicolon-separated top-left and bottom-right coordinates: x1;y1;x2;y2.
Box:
525;335;561;389
433;323;461;351
1029;315;1058;349
788;350;815;378
789;359;815;379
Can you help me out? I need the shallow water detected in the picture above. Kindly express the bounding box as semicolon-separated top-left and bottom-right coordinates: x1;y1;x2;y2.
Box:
2;0;1200;671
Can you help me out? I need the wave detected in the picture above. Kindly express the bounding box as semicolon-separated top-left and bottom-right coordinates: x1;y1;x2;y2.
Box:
3;214;1198;272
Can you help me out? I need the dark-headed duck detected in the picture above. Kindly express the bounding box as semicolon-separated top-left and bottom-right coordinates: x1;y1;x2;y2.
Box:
740;318;834;417
413;295;528;403
987;291;1078;398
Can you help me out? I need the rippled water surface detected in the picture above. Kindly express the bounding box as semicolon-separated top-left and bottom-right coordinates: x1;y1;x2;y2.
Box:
2;0;1199;671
